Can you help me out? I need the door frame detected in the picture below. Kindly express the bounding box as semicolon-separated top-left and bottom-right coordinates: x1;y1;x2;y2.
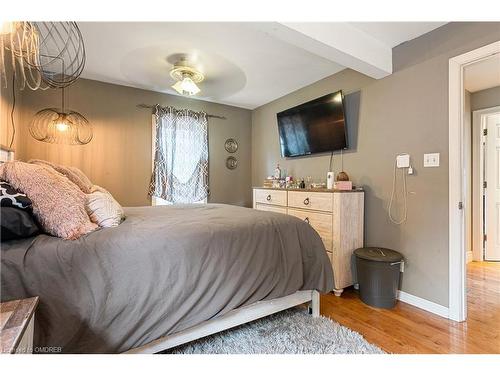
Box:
472;106;500;262
448;41;500;322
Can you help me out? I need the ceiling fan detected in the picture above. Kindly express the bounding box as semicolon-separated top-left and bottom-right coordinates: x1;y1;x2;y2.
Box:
170;58;204;96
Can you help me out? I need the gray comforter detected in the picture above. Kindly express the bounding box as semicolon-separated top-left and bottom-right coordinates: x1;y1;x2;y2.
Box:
1;204;333;353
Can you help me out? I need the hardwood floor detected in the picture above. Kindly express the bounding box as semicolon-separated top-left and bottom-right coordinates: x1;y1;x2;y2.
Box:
320;261;500;354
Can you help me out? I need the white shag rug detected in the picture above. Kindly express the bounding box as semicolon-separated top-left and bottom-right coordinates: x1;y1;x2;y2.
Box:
166;307;385;354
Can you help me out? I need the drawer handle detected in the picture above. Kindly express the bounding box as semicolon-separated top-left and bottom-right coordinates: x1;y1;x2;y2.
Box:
266;194;272;201
304;217;310;224
303;197;310;205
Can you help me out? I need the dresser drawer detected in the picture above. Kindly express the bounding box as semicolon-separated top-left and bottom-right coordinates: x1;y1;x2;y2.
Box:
287;208;333;251
254;189;287;206
288;191;333;212
255;203;287;214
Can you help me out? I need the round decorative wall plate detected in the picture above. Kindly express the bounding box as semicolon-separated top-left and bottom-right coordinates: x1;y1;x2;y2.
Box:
224;138;238;153
226;156;238;170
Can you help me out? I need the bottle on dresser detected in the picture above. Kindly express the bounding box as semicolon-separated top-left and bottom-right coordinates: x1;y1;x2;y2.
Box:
274;164;281;180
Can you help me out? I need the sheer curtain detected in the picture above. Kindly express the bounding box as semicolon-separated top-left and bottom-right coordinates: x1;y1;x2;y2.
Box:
149;105;209;204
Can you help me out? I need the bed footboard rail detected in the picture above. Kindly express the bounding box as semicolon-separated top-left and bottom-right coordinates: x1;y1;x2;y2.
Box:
124;289;320;354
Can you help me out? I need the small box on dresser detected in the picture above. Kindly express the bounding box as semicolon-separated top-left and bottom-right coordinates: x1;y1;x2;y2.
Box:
253;187;364;296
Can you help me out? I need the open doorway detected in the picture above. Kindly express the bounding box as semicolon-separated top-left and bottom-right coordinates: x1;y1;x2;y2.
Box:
471;105;500;262
449;41;500;322
462;51;500;326
465;53;500;262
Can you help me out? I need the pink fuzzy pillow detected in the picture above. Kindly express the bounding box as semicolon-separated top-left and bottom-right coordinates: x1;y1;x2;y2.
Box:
0;161;97;240
29;159;94;194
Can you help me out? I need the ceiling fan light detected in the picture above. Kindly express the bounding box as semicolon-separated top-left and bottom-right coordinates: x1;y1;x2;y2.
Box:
172;76;201;96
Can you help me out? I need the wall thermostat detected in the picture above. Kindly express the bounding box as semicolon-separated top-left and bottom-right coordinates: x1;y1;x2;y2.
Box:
396;154;410;168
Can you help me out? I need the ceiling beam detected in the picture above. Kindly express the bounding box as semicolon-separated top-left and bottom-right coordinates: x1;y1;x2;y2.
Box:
256;22;393;79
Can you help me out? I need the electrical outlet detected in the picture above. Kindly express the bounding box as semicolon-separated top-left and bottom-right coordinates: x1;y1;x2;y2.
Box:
424;153;440;167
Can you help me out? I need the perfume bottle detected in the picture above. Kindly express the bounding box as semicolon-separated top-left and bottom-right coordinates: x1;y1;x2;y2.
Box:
274;164;281;180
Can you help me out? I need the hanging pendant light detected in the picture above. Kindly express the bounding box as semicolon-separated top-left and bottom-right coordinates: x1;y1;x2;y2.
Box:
1;21;90;145
29;86;92;145
30;109;92;145
0;21;85;90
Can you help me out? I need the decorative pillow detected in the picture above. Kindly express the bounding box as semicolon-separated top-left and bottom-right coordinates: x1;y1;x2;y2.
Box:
1;207;40;242
68;166;94;193
0;181;33;210
0;161;97;240
86;189;125;227
29;159;94;194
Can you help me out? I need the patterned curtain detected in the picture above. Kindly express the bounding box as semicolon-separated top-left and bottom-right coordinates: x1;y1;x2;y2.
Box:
149;105;209;203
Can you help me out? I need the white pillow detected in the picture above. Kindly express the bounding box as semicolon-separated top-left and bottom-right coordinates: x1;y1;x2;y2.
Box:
86;187;125;228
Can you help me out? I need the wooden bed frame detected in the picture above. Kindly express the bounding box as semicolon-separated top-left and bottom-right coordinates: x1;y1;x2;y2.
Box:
124;290;320;354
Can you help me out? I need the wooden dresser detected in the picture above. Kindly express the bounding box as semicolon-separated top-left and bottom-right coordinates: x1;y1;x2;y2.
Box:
253;187;364;296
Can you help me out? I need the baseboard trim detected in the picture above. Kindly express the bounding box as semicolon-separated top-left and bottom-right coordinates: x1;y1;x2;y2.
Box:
466;251;473;264
397;290;449;319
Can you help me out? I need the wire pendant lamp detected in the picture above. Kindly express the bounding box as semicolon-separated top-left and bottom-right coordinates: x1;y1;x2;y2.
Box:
1;22;86;90
29;85;92;145
0;21;93;145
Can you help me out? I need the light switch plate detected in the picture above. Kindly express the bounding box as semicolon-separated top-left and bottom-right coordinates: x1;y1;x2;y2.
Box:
424;153;440;167
396;154;410;168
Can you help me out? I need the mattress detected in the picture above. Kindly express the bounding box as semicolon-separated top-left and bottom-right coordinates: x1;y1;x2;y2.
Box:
1;204;333;353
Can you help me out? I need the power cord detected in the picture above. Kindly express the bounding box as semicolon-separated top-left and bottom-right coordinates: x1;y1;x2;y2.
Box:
388;157;408;225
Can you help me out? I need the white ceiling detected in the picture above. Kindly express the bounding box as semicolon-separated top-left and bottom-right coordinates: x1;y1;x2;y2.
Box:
79;22;447;109
464;53;500;93
349;22;446;48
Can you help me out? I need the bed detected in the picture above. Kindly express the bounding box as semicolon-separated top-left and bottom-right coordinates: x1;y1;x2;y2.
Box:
1;203;334;353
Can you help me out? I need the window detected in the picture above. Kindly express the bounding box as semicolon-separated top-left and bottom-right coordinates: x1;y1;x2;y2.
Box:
149;106;209;204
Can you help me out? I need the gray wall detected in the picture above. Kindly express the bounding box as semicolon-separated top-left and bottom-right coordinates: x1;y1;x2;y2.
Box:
252;22;500;307
471;85;500;111
17;78;252;207
393;22;500;72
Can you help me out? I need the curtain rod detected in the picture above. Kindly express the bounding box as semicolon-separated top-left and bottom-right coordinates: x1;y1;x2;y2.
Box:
137;104;227;120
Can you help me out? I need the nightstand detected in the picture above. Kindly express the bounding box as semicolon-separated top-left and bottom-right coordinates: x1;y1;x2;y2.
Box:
1;297;39;354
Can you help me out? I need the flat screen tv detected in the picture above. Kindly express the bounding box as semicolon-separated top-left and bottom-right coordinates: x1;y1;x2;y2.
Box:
277;91;347;157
